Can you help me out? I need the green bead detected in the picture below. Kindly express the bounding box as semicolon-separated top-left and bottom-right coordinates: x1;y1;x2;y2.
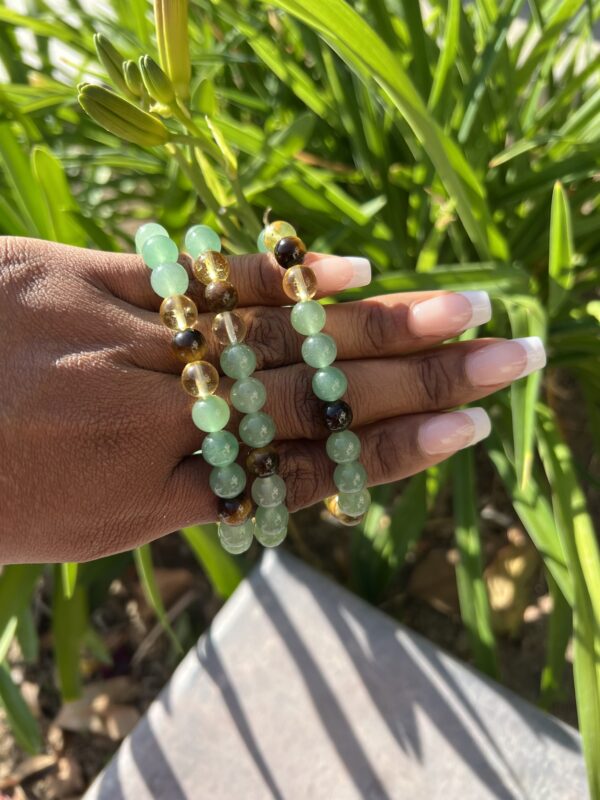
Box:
202;431;239;466
251;475;287;508
191;395;230;432
142;234;179;268
257;229;268;253
290;301;326;335
338;489;371;517
255;504;289;547
185;224;221;258
218;519;254;554
220;344;257;379
239;412;276;447
334;461;367;493
312;366;347;402
135;222;168;254
302;333;337;368
209;464;247;498
326;431;361;463
231;377;266;413
150;262;189;298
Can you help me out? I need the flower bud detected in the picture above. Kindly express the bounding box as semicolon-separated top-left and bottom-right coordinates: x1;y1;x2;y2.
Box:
123;60;145;98
154;0;191;100
139;54;175;105
78;84;170;147
94;33;134;99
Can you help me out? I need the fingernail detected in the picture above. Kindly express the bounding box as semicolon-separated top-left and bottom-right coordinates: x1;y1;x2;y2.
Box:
465;336;547;387
304;254;371;292
408;291;491;337
418;408;491;456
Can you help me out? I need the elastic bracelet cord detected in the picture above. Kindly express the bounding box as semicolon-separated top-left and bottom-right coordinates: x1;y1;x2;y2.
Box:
257;221;371;527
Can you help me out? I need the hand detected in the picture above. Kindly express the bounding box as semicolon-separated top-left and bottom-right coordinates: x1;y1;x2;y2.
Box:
0;237;545;563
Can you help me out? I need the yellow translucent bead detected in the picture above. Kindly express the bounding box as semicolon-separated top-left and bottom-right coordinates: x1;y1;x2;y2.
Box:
211;311;247;346
264;220;296;251
193;251;230;285
159;295;198;332
324;495;365;527
282;265;318;302
181;360;219;398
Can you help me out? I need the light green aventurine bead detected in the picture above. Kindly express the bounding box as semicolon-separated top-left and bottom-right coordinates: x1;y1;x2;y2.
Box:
251;474;287;508
338;489;371;517
255;504;289;547
312;366;347;402
231;377;266;413
220;344;257;379
202;430;239;467
218;518;254;555
334;461;367;493
302;333;337;368
209;463;247;498
257;229;268;253
326;431;361;463
142;234;179;268
135;222;168;254
291;300;326;336
185;224;222;258
150;262;189;298
191;395;230;432
239;412;276;447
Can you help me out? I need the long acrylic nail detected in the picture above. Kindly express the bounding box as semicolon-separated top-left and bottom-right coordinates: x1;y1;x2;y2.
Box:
408;291;491;338
465;337;547;387
418;408;491;456
304;254;371;293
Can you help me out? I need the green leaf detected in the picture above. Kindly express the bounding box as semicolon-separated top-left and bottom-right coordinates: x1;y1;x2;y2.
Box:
0;617;18;664
52;567;87;701
60;563;78;600
16;607;39;664
540;571;572;710
181;525;245;599
0;565;43;636
0;664;42;754
133;545;183;653
428;0;460;115
31;146;86;246
548;181;575;317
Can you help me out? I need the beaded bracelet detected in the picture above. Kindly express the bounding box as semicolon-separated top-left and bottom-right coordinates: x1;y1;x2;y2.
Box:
183;225;289;550
258;221;371;527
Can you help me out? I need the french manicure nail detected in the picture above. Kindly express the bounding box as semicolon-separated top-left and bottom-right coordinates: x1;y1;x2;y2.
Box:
305;254;371;292
418;408;491;456
408;291;491;337
465;336;547;387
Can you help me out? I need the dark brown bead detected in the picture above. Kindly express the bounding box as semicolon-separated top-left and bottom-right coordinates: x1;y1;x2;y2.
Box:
217;492;254;526
171;328;207;363
177;251;193;271
205;280;239;312
323;400;353;432
246;445;280;477
274;236;306;269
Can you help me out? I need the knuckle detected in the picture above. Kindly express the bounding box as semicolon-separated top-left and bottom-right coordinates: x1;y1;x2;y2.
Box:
282;443;332;510
417;353;454;409
292;367;322;439
237;253;283;303
366;427;401;479
245;308;296;369
361;302;394;353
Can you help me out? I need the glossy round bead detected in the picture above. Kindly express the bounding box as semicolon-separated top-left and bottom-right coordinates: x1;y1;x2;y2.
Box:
302;333;337;368
220;344;256;379
205;280;238;312
171;329;207;363
323;400;353;432
218;518;254;554
282;265;318;302
212;311;247;346
255;505;289;547
185;225;222;258
325;495;366;527
263;220;296;251
136;222;168;254
193;251;230;285
239;412;276;447
246;445;279;477
312;366;347;402
251;474;287;508
218;492;253;526
142;235;179;268
334;461;367;493
202;430;239;466
160;295;198;332
181;361;219;398
338;489;371;517
326;430;361;463
231;377;266;413
274;236;307;269
151;262;189;298
257;228;268;253
191;395;230;432
209;463;247;499
290;300;326;335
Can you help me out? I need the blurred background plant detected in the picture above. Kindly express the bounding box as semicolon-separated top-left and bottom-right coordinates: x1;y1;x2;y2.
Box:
0;0;599;796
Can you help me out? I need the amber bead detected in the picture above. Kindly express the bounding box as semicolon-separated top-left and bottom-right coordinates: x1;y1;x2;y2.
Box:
325;495;365;527
193;251;230;285
171;328;207;363
181;360;219;397
246;445;280;478
160;295;198;332
217;492;254;526
212;311;247;346
205;281;239;312
274;236;307;269
282;265;318;302
323;400;353;432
